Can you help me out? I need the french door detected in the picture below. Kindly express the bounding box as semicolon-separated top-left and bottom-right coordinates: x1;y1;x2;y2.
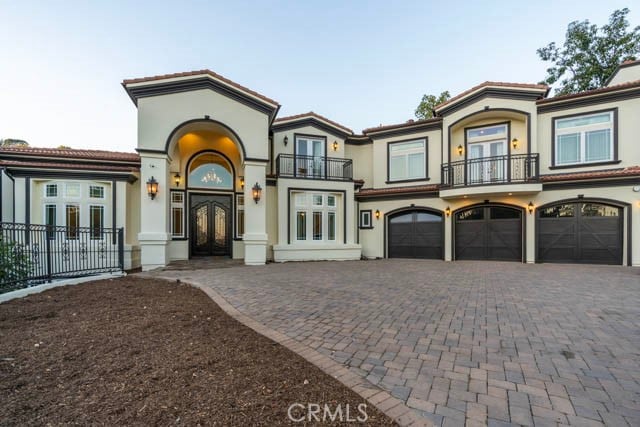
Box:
468;140;506;184
296;137;325;178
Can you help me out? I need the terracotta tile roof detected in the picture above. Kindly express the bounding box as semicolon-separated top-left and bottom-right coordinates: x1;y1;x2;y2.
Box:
541;166;640;182
620;59;640;67
356;184;439;197
435;81;549;111
122;69;279;106
273;112;353;134
0;159;139;173
537;79;640;105
0;146;140;163
362;117;442;134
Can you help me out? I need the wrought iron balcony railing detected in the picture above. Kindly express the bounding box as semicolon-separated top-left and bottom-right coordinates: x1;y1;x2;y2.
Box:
276;154;353;181
441;153;539;188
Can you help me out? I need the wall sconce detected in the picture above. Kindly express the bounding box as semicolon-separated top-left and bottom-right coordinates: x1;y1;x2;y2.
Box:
375;209;381;220
512;138;519;150
174;173;181;187
252;182;262;203
457;145;464;156
146;176;158;200
240;176;245;189
445;206;451;217
528;201;534;214
332;140;339;151
283;135;289;146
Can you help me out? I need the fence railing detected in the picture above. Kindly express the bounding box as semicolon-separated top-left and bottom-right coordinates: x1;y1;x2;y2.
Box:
276;154;353;181
441;153;540;188
0;222;124;293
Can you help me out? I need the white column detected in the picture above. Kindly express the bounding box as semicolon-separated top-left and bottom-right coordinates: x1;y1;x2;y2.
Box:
243;160;268;265
444;214;453;261
138;154;171;271
525;210;536;263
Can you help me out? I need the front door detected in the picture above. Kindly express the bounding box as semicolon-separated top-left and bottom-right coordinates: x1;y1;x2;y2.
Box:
190;194;231;256
468;140;506;184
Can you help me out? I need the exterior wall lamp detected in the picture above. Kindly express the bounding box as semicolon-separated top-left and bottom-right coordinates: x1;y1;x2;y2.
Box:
375;209;381;220
252;182;262;203
457;145;464;156
445;206;451;217
512;138;519;150
528;201;534;214
174;173;181;186
283;135;289;146
332;140;339;151
240;176;245;189
146;176;159;200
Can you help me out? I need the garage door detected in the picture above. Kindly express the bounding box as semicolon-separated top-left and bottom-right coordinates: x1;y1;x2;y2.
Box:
455;206;522;261
388;210;443;259
537;202;622;265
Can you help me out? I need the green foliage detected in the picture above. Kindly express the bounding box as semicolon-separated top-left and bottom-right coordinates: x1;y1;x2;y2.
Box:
537;8;640;95
0;138;29;147
0;237;33;292
415;91;450;120
57;145;72;149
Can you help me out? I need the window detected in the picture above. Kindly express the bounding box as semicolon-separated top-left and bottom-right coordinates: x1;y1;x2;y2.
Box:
89;185;105;199
388;139;426;181
467;124;507;139
45;204;56;240
359;210;372;229
45;184;58;198
236;195;245;238
65;205;79;240
170;191;185;238
90;205;104;240
554;111;614;166
292;191;339;243
539;204;575;218
188;152;233;189
66;183;81;198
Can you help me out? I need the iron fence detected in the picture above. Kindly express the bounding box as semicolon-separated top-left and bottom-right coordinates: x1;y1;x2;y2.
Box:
276;154;353;181
441;153;540;188
0;222;124;294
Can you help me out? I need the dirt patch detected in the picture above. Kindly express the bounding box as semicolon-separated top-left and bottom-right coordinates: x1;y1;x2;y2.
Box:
0;277;394;425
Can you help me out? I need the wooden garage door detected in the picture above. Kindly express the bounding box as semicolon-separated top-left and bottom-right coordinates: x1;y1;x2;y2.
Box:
388;210;443;259
537;202;622;265
455;206;522;261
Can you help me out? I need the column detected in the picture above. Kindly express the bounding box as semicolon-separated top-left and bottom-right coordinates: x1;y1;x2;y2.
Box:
138;153;171;271
243;160;268;265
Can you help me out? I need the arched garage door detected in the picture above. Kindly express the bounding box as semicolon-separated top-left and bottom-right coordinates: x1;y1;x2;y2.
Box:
455;205;522;261
388;210;443;259
537;202;622;265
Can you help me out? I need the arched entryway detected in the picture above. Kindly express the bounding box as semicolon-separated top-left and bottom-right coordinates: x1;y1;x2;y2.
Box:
387;208;443;259
454;204;523;261
537;199;624;265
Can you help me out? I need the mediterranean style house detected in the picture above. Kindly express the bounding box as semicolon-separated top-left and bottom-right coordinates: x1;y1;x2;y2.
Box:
2;60;640;270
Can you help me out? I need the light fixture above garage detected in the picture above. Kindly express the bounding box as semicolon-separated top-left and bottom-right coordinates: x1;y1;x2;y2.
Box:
528;201;534;214
445;206;451;217
375;209;381;220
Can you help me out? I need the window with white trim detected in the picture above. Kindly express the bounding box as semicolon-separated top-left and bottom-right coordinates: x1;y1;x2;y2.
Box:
89;205;104;240
89;185;105;199
65;204;80;240
359;210;372;228
388;139;426;181
292;192;339;243
170;191;185;238
554;111;614;166
45;184;58;198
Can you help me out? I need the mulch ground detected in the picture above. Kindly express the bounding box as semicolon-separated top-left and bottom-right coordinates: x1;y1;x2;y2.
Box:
0;277;395;426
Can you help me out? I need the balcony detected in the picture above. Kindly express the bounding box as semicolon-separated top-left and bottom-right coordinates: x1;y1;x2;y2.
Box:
276;154;353;181
440;153;541;198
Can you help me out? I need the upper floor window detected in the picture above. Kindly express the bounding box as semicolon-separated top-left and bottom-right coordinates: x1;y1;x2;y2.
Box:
554;111;614;166
89;185;105;199
388;139;426;182
45;184;58;198
188;152;233;189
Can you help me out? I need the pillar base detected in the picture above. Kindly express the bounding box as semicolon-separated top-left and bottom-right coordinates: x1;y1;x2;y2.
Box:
138;232;171;271
243;233;268;265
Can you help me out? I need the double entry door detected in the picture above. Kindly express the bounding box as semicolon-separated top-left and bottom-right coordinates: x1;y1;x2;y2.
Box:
296;137;325;178
190;194;231;257
468;140;506;184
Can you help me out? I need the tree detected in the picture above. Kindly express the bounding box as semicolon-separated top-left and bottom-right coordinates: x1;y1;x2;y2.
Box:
57;145;72;149
0;138;29;147
415;91;450;120
537;8;640;95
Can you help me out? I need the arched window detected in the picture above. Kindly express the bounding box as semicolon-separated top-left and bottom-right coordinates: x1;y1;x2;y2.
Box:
188;152;233;189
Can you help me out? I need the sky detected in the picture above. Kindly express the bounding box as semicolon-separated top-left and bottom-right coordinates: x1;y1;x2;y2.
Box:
0;1;637;152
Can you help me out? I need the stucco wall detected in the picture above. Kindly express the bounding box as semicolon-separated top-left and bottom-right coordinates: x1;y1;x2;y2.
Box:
0;170;14;222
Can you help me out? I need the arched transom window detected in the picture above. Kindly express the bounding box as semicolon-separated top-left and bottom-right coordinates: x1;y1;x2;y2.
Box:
188;152;233;189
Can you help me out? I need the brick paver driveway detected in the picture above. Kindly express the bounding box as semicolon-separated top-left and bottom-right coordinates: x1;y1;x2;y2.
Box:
155;260;640;426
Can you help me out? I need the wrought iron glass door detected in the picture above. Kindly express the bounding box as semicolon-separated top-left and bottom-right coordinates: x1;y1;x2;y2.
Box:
467;140;506;184
189;194;231;256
